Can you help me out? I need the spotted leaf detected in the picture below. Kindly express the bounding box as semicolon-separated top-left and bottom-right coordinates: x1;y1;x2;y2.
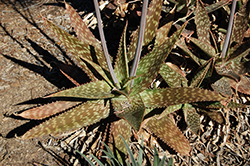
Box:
65;3;102;50
193;101;246;109
183;104;200;135
160;62;188;88
112;94;145;131
114;22;129;83
230;0;250;44
22;100;110;139
127;0;163;61
200;109;225;124
145;115;192;156
176;38;206;65
155;21;173;46
18;101;81;120
140;87;226;108
195;0;211;45
48;80;113;99
190;60;212;88
189;37;216;57
108;119;131;164
130;24;186;96
211;77;232;97
43;18;98;81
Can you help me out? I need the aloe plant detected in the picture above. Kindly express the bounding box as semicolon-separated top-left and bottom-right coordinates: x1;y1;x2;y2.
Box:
14;0;230;163
177;0;250;96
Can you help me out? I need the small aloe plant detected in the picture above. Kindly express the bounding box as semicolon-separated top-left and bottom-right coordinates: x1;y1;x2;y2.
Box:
14;0;230;162
177;0;250;96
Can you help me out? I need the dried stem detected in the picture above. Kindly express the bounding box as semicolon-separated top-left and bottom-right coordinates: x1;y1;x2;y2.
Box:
129;0;149;88
93;0;120;88
220;0;237;61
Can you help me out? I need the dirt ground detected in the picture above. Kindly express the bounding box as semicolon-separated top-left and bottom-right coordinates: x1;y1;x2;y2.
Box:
0;0;88;165
1;0;250;166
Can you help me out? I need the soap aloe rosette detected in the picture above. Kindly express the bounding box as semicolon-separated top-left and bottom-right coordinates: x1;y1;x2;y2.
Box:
16;0;228;161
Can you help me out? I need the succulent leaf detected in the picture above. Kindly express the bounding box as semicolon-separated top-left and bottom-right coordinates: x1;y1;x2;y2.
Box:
211;77;232;97
183;104;200;134
157;104;182;119
200;109;225;124
160;63;188;88
190;60;212;88
80;57;114;87
189;37;216;57
230;0;250;44
114;23;129;83
195;0;211;45
145;115;192;156
127;0;163;61
108;119;131;164
43;18;98;81
18;101;81;120
204;0;231;13
176;38;206;65
130;24;186;96
48;80;114;99
193;101;246;109
22;100;110;139
112;95;145;131
65;3;102;50
140;87;226;108
155;21;173;46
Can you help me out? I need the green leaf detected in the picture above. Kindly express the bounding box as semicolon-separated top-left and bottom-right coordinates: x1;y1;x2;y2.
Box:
183;104;200;135
120;135;137;166
114;23;129;83
160;63;188;88
48;80;114;99
195;0;211;45
145;115;192;156
22;100;110;139
43;18;98;81
80;57;114;88
140;87;226;108
189;37;216;57
157;104;182;120
108;119;131;164
190;60;212;88
130;24;186;96
155;21;173;46
112;95;145;131
18;101;81;120
193;101;246;109
127;0;163;61
176;38;206;65
230;0;250;44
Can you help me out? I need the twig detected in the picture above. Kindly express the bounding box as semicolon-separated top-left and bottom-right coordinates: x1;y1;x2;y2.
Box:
93;0;120;88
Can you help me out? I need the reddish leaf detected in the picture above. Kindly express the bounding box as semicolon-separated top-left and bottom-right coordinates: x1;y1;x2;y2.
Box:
145;115;192;156
18;101;81;120
22;100;110;139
